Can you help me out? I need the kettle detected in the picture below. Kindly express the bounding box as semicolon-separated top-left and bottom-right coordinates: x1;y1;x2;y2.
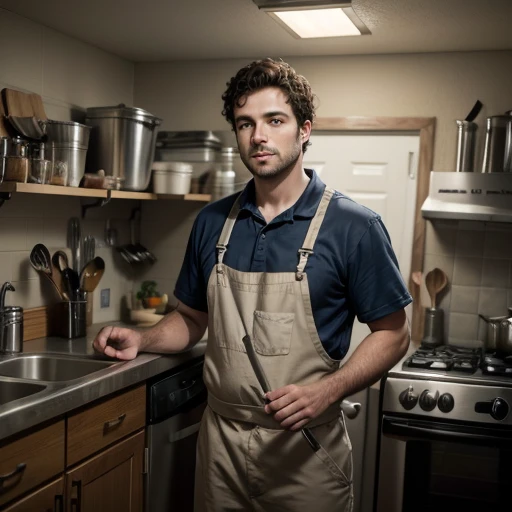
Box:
0;282;24;354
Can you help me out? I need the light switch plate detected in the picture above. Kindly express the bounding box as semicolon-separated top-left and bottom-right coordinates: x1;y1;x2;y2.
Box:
100;288;110;308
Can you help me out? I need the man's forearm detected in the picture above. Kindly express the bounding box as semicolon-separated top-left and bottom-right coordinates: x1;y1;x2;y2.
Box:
323;321;410;404
139;303;207;354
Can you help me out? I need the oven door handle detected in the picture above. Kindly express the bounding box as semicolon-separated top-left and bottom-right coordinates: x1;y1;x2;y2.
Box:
382;415;512;447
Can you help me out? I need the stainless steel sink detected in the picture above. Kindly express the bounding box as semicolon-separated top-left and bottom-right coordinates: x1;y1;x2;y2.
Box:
0;380;46;406
0;355;118;382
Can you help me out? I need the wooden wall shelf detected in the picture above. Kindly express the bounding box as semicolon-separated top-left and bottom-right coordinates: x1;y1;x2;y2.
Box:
0;182;211;202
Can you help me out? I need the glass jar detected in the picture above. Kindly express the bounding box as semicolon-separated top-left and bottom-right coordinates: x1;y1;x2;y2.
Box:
30;159;51;184
50;160;68;186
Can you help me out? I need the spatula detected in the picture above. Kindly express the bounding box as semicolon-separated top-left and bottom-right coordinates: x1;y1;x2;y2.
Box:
425;268;448;309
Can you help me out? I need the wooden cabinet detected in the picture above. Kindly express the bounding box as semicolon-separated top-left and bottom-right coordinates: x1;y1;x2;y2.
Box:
2;478;64;512
65;431;144;512
0;421;65;508
67;385;146;466
0;385;146;511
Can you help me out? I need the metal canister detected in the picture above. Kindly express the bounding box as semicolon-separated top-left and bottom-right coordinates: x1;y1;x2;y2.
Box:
0;306;23;354
481;115;512;173
421;308;444;348
455;120;477;172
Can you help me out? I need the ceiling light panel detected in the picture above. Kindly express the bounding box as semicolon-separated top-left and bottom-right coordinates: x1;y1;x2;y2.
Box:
253;0;370;39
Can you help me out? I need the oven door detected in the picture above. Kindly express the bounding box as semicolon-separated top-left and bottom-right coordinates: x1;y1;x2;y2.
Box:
375;414;512;512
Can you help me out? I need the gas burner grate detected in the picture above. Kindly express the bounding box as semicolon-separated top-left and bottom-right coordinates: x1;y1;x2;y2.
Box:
403;344;482;374
482;353;512;377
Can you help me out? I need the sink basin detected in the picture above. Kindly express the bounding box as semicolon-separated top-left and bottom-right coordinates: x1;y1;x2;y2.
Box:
0;380;46;406
0;355;118;382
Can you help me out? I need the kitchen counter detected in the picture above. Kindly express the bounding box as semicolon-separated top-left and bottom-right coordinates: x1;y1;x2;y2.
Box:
0;321;206;442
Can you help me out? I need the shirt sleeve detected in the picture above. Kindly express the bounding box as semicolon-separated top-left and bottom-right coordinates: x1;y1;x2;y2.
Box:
174;217;209;313
347;218;412;324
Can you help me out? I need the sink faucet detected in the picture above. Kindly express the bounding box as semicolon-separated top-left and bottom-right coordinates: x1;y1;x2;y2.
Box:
0;282;24;354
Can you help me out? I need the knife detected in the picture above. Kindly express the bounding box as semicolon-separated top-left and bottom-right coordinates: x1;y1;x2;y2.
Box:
242;335;320;452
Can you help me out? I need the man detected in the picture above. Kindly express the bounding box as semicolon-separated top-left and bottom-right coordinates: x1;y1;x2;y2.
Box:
93;58;411;511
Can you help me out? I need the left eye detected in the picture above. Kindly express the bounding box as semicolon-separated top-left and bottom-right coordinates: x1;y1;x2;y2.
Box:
270;119;282;125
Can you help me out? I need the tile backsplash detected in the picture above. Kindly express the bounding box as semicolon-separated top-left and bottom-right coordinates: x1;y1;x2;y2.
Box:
0;194;140;325
421;219;512;347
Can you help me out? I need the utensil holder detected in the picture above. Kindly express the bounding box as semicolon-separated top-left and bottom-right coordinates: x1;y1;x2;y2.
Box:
57;300;87;339
421;308;444;348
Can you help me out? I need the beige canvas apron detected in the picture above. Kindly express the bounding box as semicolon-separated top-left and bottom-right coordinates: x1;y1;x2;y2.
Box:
195;187;354;512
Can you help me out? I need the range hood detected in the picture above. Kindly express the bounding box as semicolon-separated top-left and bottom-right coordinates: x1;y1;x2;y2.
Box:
421;172;512;223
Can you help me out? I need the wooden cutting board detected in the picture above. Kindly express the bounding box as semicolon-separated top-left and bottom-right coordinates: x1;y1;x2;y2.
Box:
30;93;48;120
0;90;14;138
4;88;35;117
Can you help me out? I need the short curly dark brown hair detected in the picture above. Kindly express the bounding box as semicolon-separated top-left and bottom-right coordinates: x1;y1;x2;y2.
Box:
222;58;316;153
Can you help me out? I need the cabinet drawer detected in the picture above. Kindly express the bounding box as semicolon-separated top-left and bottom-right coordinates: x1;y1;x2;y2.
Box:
0;421;65;507
67;385;146;466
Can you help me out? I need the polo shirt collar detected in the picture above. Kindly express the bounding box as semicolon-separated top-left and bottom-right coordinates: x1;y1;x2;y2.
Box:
239;169;326;222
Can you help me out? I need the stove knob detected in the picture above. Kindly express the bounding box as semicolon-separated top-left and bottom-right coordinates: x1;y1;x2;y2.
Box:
491;397;509;421
438;393;455;413
419;390;439;412
399;386;418;410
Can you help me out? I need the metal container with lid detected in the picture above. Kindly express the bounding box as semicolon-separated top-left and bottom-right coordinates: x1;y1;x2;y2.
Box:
155;131;221;175
0;282;23;354
85;104;162;191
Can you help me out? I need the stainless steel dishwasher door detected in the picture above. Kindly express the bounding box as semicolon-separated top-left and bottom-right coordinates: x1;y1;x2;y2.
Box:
146;358;207;512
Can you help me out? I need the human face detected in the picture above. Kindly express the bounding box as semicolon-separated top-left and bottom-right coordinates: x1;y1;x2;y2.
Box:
234;87;311;180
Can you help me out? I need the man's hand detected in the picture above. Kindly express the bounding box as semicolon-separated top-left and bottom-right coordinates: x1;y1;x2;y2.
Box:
264;379;332;431
93;326;143;360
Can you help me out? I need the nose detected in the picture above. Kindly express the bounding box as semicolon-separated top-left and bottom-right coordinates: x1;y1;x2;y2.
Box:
251;122;268;146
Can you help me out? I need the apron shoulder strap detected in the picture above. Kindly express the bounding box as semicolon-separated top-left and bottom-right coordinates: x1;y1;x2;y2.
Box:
216;192;244;265
296;187;335;280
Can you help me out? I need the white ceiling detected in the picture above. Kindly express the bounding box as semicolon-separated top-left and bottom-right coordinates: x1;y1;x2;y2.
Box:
1;0;512;62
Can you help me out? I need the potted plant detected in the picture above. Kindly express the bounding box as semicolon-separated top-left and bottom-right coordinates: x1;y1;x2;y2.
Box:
136;280;162;309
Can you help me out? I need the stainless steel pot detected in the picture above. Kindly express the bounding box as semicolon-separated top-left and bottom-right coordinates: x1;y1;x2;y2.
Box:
85;104;161;191
498;318;512;354
480;314;508;351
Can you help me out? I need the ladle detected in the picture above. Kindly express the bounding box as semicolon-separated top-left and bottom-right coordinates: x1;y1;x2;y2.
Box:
425;267;448;309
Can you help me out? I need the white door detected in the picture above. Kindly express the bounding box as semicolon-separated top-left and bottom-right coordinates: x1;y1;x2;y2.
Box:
305;133;419;512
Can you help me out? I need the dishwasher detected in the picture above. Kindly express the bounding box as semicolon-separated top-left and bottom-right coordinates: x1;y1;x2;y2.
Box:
146;356;207;512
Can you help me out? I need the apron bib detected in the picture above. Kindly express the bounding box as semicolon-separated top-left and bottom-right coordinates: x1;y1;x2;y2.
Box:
195;187;354;511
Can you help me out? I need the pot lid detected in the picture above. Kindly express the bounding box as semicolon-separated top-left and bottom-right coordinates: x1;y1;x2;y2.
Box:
85;104;161;124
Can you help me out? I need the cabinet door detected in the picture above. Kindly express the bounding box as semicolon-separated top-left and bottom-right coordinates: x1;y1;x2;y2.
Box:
65;430;144;512
2;477;64;512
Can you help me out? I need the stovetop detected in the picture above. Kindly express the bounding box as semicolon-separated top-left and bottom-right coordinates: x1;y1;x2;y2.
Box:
384;343;512;425
390;343;512;386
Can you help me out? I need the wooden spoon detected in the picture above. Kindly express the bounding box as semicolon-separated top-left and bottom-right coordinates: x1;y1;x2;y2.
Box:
425;268;448;309
80;257;105;292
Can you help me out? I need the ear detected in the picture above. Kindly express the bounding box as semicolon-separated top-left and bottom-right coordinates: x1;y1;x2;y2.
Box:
300;120;312;143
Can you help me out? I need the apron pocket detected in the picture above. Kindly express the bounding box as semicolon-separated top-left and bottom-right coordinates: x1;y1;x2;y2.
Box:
253;310;294;356
315;445;352;487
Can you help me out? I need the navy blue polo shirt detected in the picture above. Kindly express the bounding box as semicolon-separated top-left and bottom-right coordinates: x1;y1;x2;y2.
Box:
175;169;412;360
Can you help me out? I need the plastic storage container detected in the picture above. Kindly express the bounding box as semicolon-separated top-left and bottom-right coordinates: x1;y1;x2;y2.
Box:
152;162;193;194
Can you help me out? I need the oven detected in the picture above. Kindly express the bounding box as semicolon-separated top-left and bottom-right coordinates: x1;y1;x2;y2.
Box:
374;345;512;512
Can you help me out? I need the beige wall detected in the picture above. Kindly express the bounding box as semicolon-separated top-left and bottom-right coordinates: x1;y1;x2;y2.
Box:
134;51;512;173
0;8;136;323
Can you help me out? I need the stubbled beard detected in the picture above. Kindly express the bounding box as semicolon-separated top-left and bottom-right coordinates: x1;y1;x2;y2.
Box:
241;137;302;180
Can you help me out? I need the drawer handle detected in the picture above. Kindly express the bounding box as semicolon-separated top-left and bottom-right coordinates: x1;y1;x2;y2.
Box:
54;494;64;512
71;480;82;512
103;413;127;434
0;462;26;489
